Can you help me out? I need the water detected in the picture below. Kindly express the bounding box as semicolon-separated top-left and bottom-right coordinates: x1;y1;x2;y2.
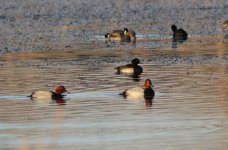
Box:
0;0;228;150
0;36;228;149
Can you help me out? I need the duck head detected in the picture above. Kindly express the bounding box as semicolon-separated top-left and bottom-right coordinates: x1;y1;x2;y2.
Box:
55;86;67;95
131;58;140;65
104;33;110;38
144;79;152;89
171;25;177;32
123;28;129;34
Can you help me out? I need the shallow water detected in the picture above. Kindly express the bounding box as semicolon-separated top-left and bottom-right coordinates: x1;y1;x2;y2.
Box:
0;35;228;150
1;0;228;149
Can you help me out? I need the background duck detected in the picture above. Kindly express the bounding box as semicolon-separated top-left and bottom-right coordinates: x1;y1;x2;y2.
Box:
29;85;68;100
115;58;143;76
123;28;136;41
104;32;131;42
171;24;188;42
120;79;155;100
222;21;228;31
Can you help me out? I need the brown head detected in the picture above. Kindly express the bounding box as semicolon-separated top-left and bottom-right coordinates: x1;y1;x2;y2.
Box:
144;79;152;89
55;85;67;95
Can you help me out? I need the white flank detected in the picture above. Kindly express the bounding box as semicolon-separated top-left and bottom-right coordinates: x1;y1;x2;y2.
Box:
125;87;144;100
32;90;53;99
120;68;134;74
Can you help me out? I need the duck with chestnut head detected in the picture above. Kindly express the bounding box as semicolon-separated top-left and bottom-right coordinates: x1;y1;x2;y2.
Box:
29;85;68;100
120;79;155;100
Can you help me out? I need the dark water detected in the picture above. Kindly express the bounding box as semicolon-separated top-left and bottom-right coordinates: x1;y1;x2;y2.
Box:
0;1;228;150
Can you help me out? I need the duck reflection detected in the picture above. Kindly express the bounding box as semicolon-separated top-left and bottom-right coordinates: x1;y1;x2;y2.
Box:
145;98;154;108
171;24;188;48
115;58;143;81
31;97;67;105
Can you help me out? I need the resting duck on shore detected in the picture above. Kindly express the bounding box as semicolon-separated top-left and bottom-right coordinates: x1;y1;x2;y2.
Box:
29;85;68;100
120;79;155;100
171;24;188;42
115;58;143;76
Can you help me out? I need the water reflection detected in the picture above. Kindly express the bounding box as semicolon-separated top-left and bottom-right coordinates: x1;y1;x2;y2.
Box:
145;98;154;108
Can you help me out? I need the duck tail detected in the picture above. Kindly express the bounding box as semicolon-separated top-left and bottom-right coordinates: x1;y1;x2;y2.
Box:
119;90;127;98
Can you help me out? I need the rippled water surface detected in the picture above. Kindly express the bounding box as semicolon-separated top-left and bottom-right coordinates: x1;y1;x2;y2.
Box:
0;36;228;150
1;0;228;150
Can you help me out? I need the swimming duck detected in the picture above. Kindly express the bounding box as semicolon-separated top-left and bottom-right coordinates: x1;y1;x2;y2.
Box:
105;32;131;42
121;79;155;100
29;85;68;100
111;29;125;35
171;24;188;42
123;28;136;41
115;58;143;76
222;21;228;31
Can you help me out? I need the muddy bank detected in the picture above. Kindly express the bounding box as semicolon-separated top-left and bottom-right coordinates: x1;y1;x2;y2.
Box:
0;0;227;51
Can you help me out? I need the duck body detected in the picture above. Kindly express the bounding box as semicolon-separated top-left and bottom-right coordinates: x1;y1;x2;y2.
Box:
124;28;136;41
171;25;188;42
115;64;143;75
31;90;63;99
112;29;125;35
105;32;131;42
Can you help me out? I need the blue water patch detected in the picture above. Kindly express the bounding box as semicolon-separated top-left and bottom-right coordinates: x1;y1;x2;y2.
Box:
0;95;28;101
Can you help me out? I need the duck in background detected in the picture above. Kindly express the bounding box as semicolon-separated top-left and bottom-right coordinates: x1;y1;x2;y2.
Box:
222;21;228;31
105;32;131;42
222;21;228;39
123;28;136;42
120;79;155;100
104;28;136;43
171;24;188;48
115;58;143;80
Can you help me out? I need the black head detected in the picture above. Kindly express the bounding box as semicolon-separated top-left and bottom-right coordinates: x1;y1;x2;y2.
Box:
104;33;110;38
131;58;140;65
171;25;177;32
123;28;129;34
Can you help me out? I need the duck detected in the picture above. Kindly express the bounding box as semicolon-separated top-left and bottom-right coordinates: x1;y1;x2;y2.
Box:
29;85;68;100
171;24;188;42
222;21;228;31
123;28;136;41
121;79;155;100
115;58;143;76
104;32;131;42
